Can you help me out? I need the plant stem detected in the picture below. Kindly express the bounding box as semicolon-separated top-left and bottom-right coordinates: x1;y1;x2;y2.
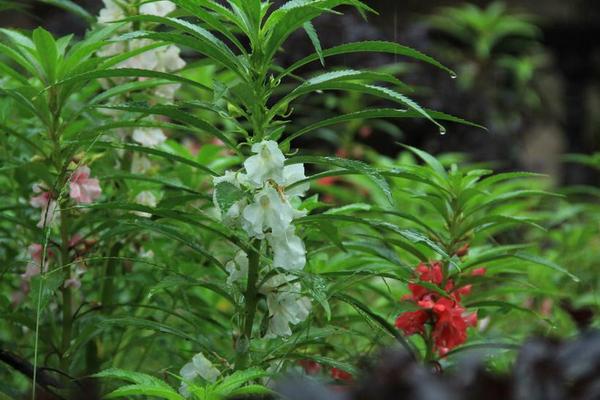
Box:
59;199;72;374
236;244;260;369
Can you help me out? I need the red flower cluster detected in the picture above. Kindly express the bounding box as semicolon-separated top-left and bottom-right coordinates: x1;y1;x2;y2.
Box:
395;261;483;356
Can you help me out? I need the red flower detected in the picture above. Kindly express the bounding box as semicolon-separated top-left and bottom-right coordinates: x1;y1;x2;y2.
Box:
471;268;487;277
415;261;443;285
407;282;429;301
317;176;338;186
298;360;321;375
395;309;429;336
431;298;477;356
396;260;478;357
331;368;353;382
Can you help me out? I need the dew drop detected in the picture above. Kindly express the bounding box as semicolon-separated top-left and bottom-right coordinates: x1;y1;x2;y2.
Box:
449;72;457;79
439;126;447;135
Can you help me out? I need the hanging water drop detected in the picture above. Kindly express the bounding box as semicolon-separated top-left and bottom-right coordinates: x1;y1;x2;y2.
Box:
449;72;457;79
439;126;447;135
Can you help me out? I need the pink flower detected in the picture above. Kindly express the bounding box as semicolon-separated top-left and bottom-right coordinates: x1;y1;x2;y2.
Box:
471;268;487;277
69;166;102;204
21;244;51;281
30;184;59;228
64;277;82;289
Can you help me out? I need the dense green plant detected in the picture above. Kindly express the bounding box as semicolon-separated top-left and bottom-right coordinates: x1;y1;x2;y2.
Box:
426;1;546;131
0;1;586;399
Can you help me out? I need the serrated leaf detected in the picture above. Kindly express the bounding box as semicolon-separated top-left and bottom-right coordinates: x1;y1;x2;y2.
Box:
215;182;245;213
303;21;324;66
287;155;393;205
105;385;183;400
282;108;483;146
280;40;455;78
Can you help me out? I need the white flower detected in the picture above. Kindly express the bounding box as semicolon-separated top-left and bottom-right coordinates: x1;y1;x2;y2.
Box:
131;154;153;174
153;45;186;100
243;140;286;187
120;39;158;70
180;353;220;382
97;0;126;24
156;45;186;72
139;0;176;17
267;226;306;270
225;251;248;285
281;164;309;197
179;353;220;396
134;191;157;217
213;171;247;223
242;186;298;238
132;127;167;148
97;41;126;58
260;277;311;338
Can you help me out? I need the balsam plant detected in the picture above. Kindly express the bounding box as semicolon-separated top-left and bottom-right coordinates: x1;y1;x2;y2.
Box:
0;1;582;399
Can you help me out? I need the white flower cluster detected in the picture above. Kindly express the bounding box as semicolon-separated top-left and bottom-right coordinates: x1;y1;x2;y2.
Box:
215;140;312;338
96;0;185;149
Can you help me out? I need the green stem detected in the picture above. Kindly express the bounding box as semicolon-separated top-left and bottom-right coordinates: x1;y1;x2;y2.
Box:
59;200;72;375
101;242;123;311
236;245;260;369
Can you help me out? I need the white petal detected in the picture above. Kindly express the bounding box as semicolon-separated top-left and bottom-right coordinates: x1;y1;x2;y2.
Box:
242;186;296;237
264;289;312;338
178;382;191;398
191;353;221;383
281;164;309;196
267;227;306;270
134;191;157;218
180;362;198;380
139;1;176;17
132;127;167;148
244;140;285;187
226;251;249;285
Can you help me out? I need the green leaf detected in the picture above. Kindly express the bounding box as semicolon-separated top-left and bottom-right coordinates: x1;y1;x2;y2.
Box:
263;0;374;61
98;318;208;347
287;155;393;205
228;385;273;397
400;144;447;177
171;2;246;52
94;141;218;176
303;21;324;66
280;40;456;78
276;82;445;133
282;108;483;146
119;28;247;79
279;70;411;105
97;102;239;152
513;252;579;282
214;182;245;213
32;27;58;82
105;385;184;400
333;293;415;355
29;272;63;311
126;219;225;269
55;67;211;94
445;342;520;357
94;368;173;387
214;368;268;395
